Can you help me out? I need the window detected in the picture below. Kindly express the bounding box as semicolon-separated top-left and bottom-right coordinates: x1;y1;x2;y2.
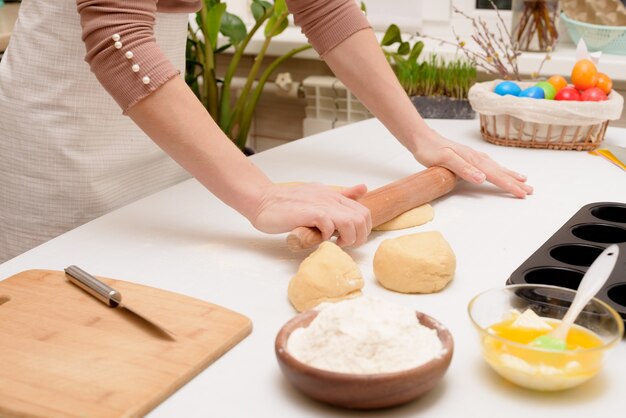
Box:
221;0;514;40
475;0;512;10
445;0;514;37
362;1;422;32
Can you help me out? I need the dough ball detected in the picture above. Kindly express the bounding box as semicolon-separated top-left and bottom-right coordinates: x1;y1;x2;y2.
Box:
373;231;455;294
373;204;434;231
288;242;364;312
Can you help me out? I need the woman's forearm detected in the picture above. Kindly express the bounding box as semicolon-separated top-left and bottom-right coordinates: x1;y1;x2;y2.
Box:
128;75;372;245
126;76;271;220
323;28;434;154
321;28;532;198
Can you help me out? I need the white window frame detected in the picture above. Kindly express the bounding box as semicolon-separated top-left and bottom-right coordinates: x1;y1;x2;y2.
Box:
220;0;514;42
421;0;513;38
340;1;514;38
361;0;423;32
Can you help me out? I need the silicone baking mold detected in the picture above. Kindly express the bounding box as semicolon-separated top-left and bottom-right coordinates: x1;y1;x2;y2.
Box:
507;202;626;323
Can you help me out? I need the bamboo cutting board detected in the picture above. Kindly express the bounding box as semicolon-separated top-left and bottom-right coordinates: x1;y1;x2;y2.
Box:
0;270;252;418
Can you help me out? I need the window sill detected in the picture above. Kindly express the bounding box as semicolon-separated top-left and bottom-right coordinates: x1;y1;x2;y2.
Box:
241;26;626;83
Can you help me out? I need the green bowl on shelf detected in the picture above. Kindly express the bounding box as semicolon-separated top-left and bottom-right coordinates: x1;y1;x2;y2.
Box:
561;12;626;55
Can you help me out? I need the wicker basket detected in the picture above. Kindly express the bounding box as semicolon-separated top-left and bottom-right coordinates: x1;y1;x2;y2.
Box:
478;114;609;151
469;81;624;151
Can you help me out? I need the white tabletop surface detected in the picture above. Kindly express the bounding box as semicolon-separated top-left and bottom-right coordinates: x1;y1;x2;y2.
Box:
1;118;625;417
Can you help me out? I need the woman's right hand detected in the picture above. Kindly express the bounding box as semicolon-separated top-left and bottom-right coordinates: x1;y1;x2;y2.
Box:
249;183;372;247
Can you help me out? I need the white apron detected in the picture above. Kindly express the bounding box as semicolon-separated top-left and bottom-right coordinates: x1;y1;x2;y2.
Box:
0;0;191;262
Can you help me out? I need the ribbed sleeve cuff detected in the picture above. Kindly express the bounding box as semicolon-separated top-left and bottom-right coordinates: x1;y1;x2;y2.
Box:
77;0;184;112
287;0;371;57
156;0;201;13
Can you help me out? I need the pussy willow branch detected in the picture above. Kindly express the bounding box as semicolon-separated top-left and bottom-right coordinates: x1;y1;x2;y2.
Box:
416;0;551;80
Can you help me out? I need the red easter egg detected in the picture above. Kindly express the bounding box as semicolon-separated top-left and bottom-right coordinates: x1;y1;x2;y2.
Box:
581;87;608;101
554;87;582;101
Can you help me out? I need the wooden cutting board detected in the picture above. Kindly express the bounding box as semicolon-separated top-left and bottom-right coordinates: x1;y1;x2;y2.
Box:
0;270;252;418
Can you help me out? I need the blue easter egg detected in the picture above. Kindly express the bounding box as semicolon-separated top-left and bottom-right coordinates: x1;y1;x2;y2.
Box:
519;86;545;99
494;81;522;97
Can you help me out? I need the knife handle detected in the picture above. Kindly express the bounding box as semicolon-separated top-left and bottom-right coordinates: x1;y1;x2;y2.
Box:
65;265;122;307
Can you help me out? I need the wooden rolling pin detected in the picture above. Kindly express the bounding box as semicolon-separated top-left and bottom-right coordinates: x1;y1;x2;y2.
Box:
286;166;457;251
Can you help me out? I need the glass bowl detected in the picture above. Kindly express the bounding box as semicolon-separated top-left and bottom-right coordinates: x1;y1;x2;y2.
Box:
468;284;623;391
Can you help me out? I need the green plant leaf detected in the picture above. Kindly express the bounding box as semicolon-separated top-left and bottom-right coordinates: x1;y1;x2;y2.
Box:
397;41;410;55
381;24;401;46
203;0;220;8
214;43;232;54
205;2;226;49
221;11;247;46
251;1;265;22
273;0;287;16
264;14;288;37
273;16;289;36
360;1;367;14
409;41;424;62
264;16;277;37
251;0;272;22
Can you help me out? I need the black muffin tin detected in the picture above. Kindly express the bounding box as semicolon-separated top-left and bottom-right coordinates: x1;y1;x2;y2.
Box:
507;202;626;323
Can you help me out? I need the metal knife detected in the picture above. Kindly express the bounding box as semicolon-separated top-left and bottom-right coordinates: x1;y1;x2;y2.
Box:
65;265;176;338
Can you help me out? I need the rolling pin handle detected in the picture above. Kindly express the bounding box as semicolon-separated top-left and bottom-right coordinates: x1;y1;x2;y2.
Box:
286;226;324;252
286;167;457;252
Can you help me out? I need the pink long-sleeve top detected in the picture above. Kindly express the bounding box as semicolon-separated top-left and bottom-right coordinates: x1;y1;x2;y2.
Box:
77;0;370;112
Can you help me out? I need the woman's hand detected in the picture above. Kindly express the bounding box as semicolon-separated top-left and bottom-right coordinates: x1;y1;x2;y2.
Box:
414;129;534;199
250;183;372;247
320;28;532;199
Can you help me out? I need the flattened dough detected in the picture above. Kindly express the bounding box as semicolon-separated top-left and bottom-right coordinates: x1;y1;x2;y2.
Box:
373;231;455;294
373;204;434;231
288;242;364;312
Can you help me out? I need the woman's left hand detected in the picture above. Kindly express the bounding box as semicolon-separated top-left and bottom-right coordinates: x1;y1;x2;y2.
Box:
414;129;534;199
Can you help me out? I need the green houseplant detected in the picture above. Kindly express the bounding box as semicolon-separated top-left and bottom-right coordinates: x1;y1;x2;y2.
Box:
381;24;477;119
186;0;311;152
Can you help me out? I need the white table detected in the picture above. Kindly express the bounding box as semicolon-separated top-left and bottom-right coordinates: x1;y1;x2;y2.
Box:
1;119;625;417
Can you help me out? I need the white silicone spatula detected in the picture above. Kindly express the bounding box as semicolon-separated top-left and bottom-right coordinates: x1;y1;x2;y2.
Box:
532;244;619;350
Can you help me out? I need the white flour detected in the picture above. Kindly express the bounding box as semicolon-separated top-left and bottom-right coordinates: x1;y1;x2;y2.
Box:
287;296;445;374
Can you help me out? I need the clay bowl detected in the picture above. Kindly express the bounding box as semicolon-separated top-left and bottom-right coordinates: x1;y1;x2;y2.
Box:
275;310;454;409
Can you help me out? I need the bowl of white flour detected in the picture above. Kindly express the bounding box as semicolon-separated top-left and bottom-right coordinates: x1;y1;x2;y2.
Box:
275;296;454;409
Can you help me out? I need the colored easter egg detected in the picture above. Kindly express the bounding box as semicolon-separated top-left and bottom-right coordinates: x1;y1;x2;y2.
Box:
554;87;582;101
571;59;598;90
581;87;608;101
494;81;522;97
547;75;568;92
535;81;557;100
518;86;545;99
592;72;612;94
